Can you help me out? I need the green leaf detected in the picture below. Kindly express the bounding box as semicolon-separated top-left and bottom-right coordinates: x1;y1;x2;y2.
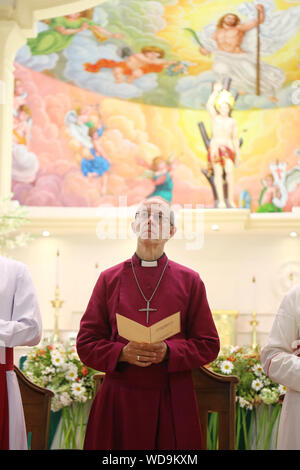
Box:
183;27;203;48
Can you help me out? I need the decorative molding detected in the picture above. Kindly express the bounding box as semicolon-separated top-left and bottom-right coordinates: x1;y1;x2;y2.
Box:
22;206;300;236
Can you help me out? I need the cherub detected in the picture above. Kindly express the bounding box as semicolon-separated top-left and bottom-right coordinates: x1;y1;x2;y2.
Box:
84;46;182;83
13;105;32;146
256;173;282;213
13;79;28;115
136;155;175;203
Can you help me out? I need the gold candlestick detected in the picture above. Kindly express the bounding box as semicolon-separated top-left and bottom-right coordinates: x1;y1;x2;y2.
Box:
289;272;294;289
51;284;64;343
250;276;258;349
250;310;259;350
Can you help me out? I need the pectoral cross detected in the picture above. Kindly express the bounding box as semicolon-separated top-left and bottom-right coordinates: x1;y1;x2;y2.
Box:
139;301;157;324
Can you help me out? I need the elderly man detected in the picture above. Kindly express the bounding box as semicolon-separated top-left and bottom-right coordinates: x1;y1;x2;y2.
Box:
76;197;220;450
0;255;42;450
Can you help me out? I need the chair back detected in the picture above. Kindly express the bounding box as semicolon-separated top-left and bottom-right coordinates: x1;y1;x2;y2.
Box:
93;367;238;450
14;366;54;450
192;366;239;450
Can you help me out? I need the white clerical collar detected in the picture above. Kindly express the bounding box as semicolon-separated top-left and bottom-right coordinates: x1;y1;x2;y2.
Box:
135;252;166;267
141;259;158;267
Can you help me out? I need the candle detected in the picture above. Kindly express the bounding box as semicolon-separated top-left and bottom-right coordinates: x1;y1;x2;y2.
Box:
289;272;294;290
56;249;60;287
252;276;256;313
95;262;100;283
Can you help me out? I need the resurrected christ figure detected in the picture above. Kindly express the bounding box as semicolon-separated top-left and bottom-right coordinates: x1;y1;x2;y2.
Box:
76;197;220;450
198;4;285;102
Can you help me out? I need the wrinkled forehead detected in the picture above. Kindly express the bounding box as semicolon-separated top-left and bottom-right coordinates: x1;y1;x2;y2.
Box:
135;198;175;225
136;198;171;215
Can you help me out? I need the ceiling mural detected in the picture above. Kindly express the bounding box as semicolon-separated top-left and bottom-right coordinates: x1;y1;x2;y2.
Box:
11;0;300;211
15;0;300;111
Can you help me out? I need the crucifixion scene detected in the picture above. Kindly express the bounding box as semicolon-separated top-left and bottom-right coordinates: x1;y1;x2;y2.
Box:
1;0;300;455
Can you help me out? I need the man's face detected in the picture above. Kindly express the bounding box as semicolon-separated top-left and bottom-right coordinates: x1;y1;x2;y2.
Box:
223;14;238;26
133;202;174;241
218;102;231;117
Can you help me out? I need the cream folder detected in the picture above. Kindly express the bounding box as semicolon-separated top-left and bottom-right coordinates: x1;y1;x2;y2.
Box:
116;311;181;343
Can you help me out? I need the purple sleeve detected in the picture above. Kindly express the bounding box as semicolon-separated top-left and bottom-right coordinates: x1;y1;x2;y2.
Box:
165;274;220;372
76;272;124;373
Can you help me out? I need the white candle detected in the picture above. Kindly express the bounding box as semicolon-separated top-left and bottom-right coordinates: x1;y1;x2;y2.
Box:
95;262;100;284
289;272;294;290
252;276;256;313
56;249;60;287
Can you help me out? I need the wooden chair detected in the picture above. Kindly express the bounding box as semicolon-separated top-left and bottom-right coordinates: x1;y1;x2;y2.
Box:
14;366;54;450
192;366;239;450
93;367;239;450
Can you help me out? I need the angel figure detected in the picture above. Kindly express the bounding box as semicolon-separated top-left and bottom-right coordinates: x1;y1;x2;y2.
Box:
12;105;39;184
186;1;300;102
80;126;111;196
136;155;175;203
84;46;184;83
13;105;32;146
13;79;28;116
27;10;123;56
64;105;99;150
256;173;283;212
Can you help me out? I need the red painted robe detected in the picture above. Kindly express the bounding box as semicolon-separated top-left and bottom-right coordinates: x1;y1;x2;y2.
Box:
76;253;220;450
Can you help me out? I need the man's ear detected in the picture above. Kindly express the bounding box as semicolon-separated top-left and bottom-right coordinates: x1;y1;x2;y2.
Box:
131;220;137;234
169;225;177;239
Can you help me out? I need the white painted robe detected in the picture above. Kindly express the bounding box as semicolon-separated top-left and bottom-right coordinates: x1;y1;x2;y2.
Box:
0;255;42;450
261;285;300;450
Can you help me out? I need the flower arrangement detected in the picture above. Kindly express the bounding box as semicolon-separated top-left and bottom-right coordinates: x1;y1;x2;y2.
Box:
207;345;286;449
23;338;98;448
0;192;33;254
208;345;286;409
23;338;96;411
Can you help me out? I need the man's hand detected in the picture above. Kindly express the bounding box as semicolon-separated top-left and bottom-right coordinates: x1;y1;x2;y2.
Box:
213;82;223;93
235;154;241;167
199;47;211;56
119;341;168;367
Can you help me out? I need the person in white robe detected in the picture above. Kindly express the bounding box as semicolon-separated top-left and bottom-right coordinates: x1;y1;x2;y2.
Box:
0;255;42;450
261;285;300;450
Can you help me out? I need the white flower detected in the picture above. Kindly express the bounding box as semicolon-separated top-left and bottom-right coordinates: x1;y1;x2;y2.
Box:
252;363;264;376
228;345;240;354
68;349;79;361
66;365;78;381
220;360;234;374
251;378;263;391
51;352;65;368
278;384;287;395
71;382;86;398
42;366;55;376
260;387;279;405
60;392;72;407
238;396;253;410
51;396;63;412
